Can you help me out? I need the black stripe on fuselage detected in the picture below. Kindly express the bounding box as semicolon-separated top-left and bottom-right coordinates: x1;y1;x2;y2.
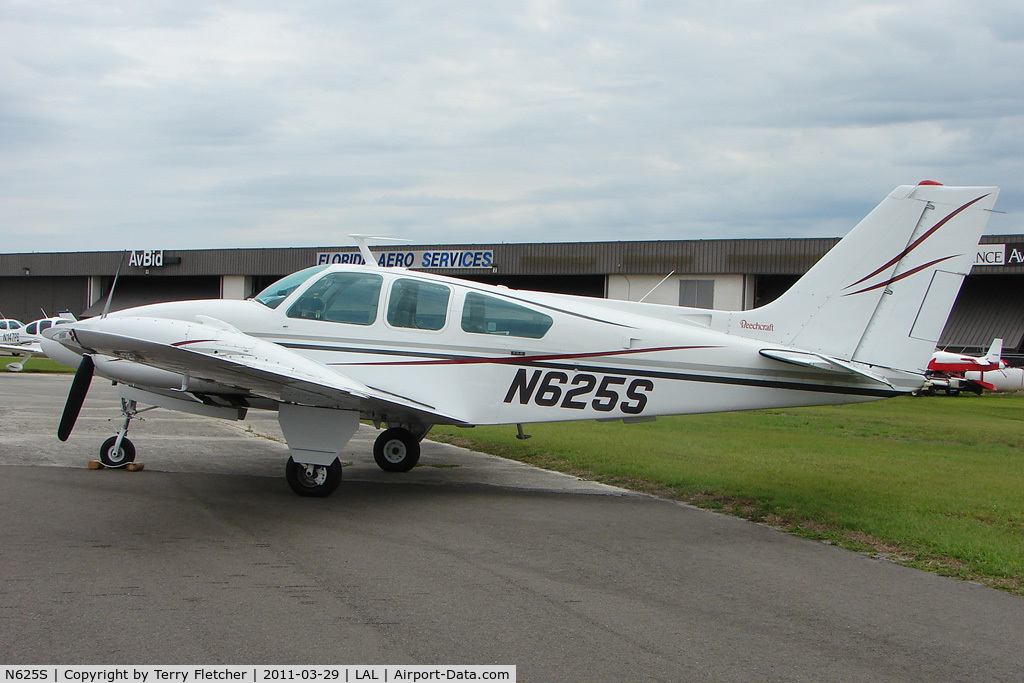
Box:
276;341;902;399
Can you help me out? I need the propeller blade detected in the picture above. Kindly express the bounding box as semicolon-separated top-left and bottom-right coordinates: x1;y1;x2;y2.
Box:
58;355;94;442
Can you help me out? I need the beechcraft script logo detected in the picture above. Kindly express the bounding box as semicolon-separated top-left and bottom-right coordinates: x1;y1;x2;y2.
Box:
842;194;989;297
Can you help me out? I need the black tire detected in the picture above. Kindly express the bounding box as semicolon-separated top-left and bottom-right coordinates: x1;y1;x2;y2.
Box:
373;428;421;472
99;435;136;467
285;457;342;497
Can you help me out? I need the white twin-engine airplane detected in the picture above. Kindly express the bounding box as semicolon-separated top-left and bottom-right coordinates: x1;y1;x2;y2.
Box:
42;182;999;497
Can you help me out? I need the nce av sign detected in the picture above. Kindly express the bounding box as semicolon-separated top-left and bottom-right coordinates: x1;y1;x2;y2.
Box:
316;250;494;269
973;244;1024;267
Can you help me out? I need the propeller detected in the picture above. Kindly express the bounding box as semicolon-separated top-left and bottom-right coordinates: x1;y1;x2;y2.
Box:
56;250;123;442
58;354;94;441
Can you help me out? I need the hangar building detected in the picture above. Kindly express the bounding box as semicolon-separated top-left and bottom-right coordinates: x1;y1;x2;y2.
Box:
2;235;1022;359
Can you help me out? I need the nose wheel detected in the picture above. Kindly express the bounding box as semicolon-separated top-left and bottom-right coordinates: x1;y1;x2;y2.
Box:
96;397;147;468
99;435;136;468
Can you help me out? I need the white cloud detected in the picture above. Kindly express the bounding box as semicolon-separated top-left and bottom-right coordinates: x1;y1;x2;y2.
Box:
1;0;1021;252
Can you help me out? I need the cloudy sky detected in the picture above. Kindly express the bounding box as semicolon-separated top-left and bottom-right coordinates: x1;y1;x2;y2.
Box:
2;0;1022;253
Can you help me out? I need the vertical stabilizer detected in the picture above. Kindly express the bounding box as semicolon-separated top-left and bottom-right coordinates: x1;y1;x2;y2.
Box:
729;183;999;373
985;338;1004;366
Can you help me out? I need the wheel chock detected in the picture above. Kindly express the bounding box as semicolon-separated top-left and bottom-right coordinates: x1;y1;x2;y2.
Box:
86;461;145;471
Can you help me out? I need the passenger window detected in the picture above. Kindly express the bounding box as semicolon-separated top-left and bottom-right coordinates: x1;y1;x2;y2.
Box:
286;272;383;325
461;292;553;339
387;279;451;331
40;321;52;332
0;322;6;330
26;322;37;335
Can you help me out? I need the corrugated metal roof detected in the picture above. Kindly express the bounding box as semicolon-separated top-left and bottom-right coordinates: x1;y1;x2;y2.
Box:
2;234;1022;277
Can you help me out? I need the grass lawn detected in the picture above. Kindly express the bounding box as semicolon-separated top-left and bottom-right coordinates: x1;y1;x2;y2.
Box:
433;394;1024;593
2;356;74;373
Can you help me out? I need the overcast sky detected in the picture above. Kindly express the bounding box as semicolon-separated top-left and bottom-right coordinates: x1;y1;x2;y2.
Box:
2;0;1022;253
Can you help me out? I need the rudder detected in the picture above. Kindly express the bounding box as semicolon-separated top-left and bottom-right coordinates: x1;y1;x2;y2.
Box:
730;183;999;374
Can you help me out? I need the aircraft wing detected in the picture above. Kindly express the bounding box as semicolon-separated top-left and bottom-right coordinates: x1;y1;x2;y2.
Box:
60;323;467;426
0;341;42;357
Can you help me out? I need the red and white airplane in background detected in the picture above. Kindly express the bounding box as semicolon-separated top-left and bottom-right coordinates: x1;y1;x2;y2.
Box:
928;338;1006;374
42;182;1000;496
923;338;1015;394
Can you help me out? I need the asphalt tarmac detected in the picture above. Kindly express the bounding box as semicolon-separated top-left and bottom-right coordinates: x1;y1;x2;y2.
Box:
1;374;1022;681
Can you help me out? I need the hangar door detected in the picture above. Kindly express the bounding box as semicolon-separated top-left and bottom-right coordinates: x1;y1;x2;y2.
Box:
82;276;221;317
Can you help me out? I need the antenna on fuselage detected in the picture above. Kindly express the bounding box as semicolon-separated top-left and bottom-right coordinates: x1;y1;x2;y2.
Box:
349;234;411;269
638;271;676;303
101;251;127;319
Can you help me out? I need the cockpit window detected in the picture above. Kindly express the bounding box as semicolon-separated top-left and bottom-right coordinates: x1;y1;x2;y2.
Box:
387;278;451;331
287;272;383;324
253;265;329;309
461;292;553;339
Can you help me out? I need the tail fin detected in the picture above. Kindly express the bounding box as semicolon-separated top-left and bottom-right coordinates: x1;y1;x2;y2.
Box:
730;183;999;373
984;338;1004;366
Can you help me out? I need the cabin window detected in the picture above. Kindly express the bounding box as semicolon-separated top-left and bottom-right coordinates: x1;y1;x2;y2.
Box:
461;292;553;339
25;322;37;335
287;272;383;324
254;265;329;309
387;279;451;331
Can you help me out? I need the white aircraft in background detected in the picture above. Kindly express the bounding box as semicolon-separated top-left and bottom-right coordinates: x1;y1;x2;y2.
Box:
965;366;1024;392
1;317;25;345
1;312;76;372
43;182;999;497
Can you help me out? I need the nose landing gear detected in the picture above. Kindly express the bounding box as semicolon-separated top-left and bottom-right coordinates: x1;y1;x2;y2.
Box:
96;397;153;468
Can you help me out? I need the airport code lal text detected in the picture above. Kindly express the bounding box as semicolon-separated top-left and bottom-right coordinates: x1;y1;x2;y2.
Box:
1;668;514;683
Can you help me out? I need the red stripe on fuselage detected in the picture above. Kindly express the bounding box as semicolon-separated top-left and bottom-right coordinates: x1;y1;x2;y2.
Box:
328;345;719;367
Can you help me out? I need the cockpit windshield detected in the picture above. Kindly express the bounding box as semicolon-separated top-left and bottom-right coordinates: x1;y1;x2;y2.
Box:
253;265;329;309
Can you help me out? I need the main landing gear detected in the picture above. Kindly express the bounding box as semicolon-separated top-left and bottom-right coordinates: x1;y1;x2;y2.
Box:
373;427;421;472
284;426;423;497
285;457;342;497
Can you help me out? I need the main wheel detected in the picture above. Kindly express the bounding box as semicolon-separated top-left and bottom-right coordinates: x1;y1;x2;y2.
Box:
373;428;421;472
99;435;136;468
285;457;342;497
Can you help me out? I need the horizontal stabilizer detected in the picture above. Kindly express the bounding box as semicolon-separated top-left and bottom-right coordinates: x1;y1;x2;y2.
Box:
759;349;896;389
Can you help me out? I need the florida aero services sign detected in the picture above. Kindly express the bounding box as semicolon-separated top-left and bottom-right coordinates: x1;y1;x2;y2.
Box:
316;249;494;269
